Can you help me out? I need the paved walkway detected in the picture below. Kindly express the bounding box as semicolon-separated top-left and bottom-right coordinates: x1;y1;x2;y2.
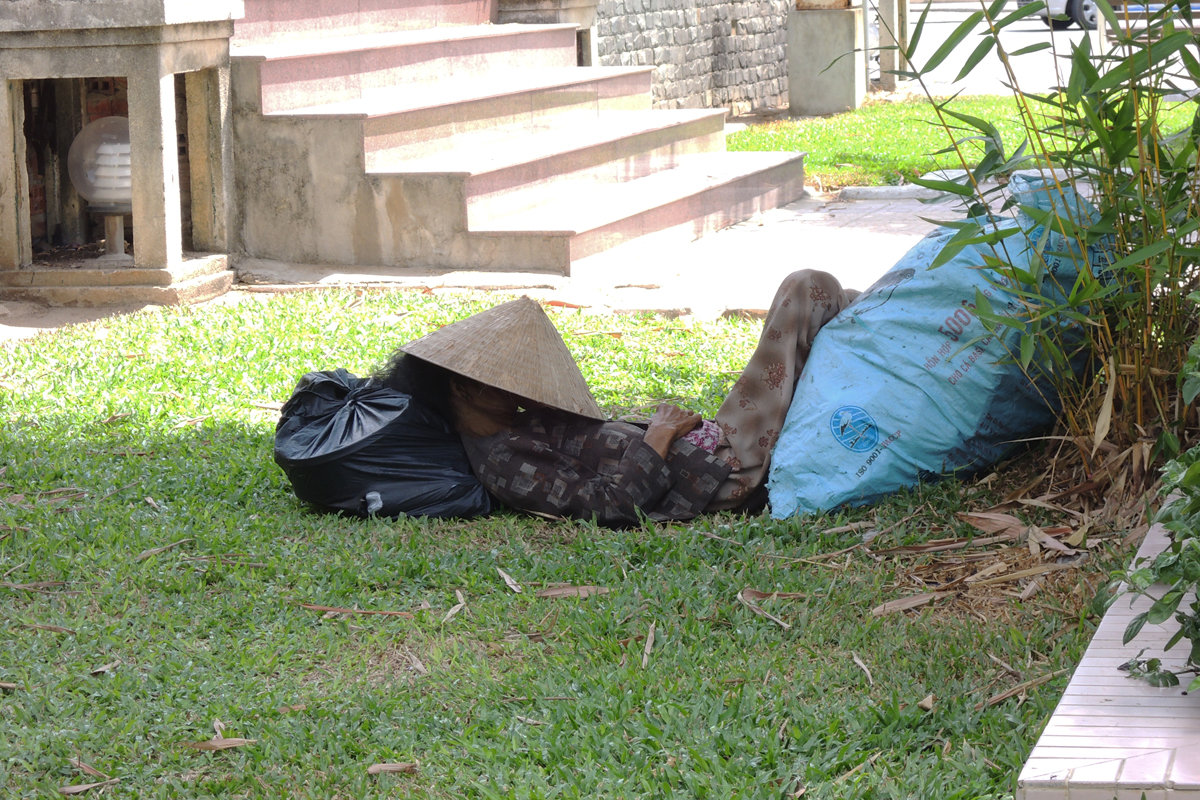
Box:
0;188;941;341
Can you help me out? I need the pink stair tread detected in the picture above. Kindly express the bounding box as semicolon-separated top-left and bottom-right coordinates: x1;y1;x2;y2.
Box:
270;67;652;118
232;23;576;60
367;108;725;176
472;151;804;234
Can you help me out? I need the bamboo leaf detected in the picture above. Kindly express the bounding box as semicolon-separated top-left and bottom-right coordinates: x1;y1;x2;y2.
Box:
903;2;933;61
919;11;985;74
955;36;997;83
1008;42;1052;56
1094;0;1120;34
997;2;1051;27
1091;374;1115;458
908;174;976;196
1107;238;1174;273
1015;333;1033;369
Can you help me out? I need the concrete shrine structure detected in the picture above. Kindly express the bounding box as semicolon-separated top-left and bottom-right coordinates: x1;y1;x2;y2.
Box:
0;0;240;304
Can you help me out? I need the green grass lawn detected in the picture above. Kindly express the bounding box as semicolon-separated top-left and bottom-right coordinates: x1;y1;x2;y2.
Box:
728;94;1194;189
1;290;1132;798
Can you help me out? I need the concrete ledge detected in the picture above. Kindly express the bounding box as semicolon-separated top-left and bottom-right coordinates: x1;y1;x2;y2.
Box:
1017;521;1200;799
0;0;244;32
0;254;231;307
0;254;229;289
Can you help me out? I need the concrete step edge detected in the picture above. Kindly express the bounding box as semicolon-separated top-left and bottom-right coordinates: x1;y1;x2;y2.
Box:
472;151;806;235
368;109;728;179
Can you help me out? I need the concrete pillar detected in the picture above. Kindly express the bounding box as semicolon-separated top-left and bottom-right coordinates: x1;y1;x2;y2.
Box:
877;0;909;91
788;7;865;116
0;81;31;269
53;78;88;245
185;66;231;252
127;66;182;268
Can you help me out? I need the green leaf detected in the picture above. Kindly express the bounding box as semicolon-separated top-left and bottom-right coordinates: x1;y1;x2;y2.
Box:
1019;333;1035;369
919;11;985;74
996;2;1050;27
1147;589;1185;625
1148;670;1181;688
955;36;997;83
1107;238;1175;273
908;174;976;196
1182;374;1200;406
1094;0;1121;33
1124;612;1149;645
904;1;933;61
1008;42;1053;56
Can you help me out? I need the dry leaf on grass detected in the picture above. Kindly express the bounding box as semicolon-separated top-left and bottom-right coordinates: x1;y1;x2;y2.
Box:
642;622;656;669
736;589;792;630
497;568;523;593
870;591;955;617
69;759;107;778
367;762;418;775
851;652;874;685
0;681;17;691
515;715;546;726
974;668;1068;711
59;778;120;795
957;511;1027;536
135;538;193;561
180;737;256;751
406;651;428;675
1028;527;1077;554
917;694;935;711
89;660;120;676
739;588;806;602
970;561;1082;586
534;585;611;599
442;602;465;624
19;623;76;634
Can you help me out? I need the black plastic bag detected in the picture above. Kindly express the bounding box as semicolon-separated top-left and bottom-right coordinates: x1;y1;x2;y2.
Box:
274;369;493;519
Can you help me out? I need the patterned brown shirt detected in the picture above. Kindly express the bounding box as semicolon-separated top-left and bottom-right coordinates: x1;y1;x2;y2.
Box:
459;409;730;527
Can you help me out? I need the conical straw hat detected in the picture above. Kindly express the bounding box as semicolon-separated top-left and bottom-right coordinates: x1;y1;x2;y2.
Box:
401;296;605;420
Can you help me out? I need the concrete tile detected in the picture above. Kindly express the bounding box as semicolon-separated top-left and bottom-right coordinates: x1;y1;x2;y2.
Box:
1118;749;1174;786
1167;744;1200;789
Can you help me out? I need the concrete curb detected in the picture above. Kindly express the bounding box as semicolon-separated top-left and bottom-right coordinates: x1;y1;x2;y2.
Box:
838;184;944;201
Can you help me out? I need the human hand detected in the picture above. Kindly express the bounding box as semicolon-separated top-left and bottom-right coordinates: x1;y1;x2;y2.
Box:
643;403;701;459
650;403;701;437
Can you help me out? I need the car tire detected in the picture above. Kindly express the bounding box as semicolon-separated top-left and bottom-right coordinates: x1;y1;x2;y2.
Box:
1042;14;1074;29
1069;0;1099;29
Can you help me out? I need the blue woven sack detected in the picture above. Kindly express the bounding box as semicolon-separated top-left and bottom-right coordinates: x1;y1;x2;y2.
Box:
768;175;1109;517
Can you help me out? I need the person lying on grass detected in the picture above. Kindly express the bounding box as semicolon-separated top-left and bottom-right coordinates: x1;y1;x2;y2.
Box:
384;270;854;527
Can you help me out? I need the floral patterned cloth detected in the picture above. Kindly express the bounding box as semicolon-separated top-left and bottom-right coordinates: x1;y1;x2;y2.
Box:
681;418;723;453
706;270;854;511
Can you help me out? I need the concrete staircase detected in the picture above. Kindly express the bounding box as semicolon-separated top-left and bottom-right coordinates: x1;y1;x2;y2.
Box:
230;0;807;276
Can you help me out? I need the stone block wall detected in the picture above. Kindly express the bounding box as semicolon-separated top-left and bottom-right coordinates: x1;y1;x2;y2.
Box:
593;0;790;114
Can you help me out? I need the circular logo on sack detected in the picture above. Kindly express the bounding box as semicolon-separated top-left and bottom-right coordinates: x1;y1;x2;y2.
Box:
830;406;879;452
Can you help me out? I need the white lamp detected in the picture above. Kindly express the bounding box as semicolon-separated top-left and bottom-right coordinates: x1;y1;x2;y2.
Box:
67;116;133;264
